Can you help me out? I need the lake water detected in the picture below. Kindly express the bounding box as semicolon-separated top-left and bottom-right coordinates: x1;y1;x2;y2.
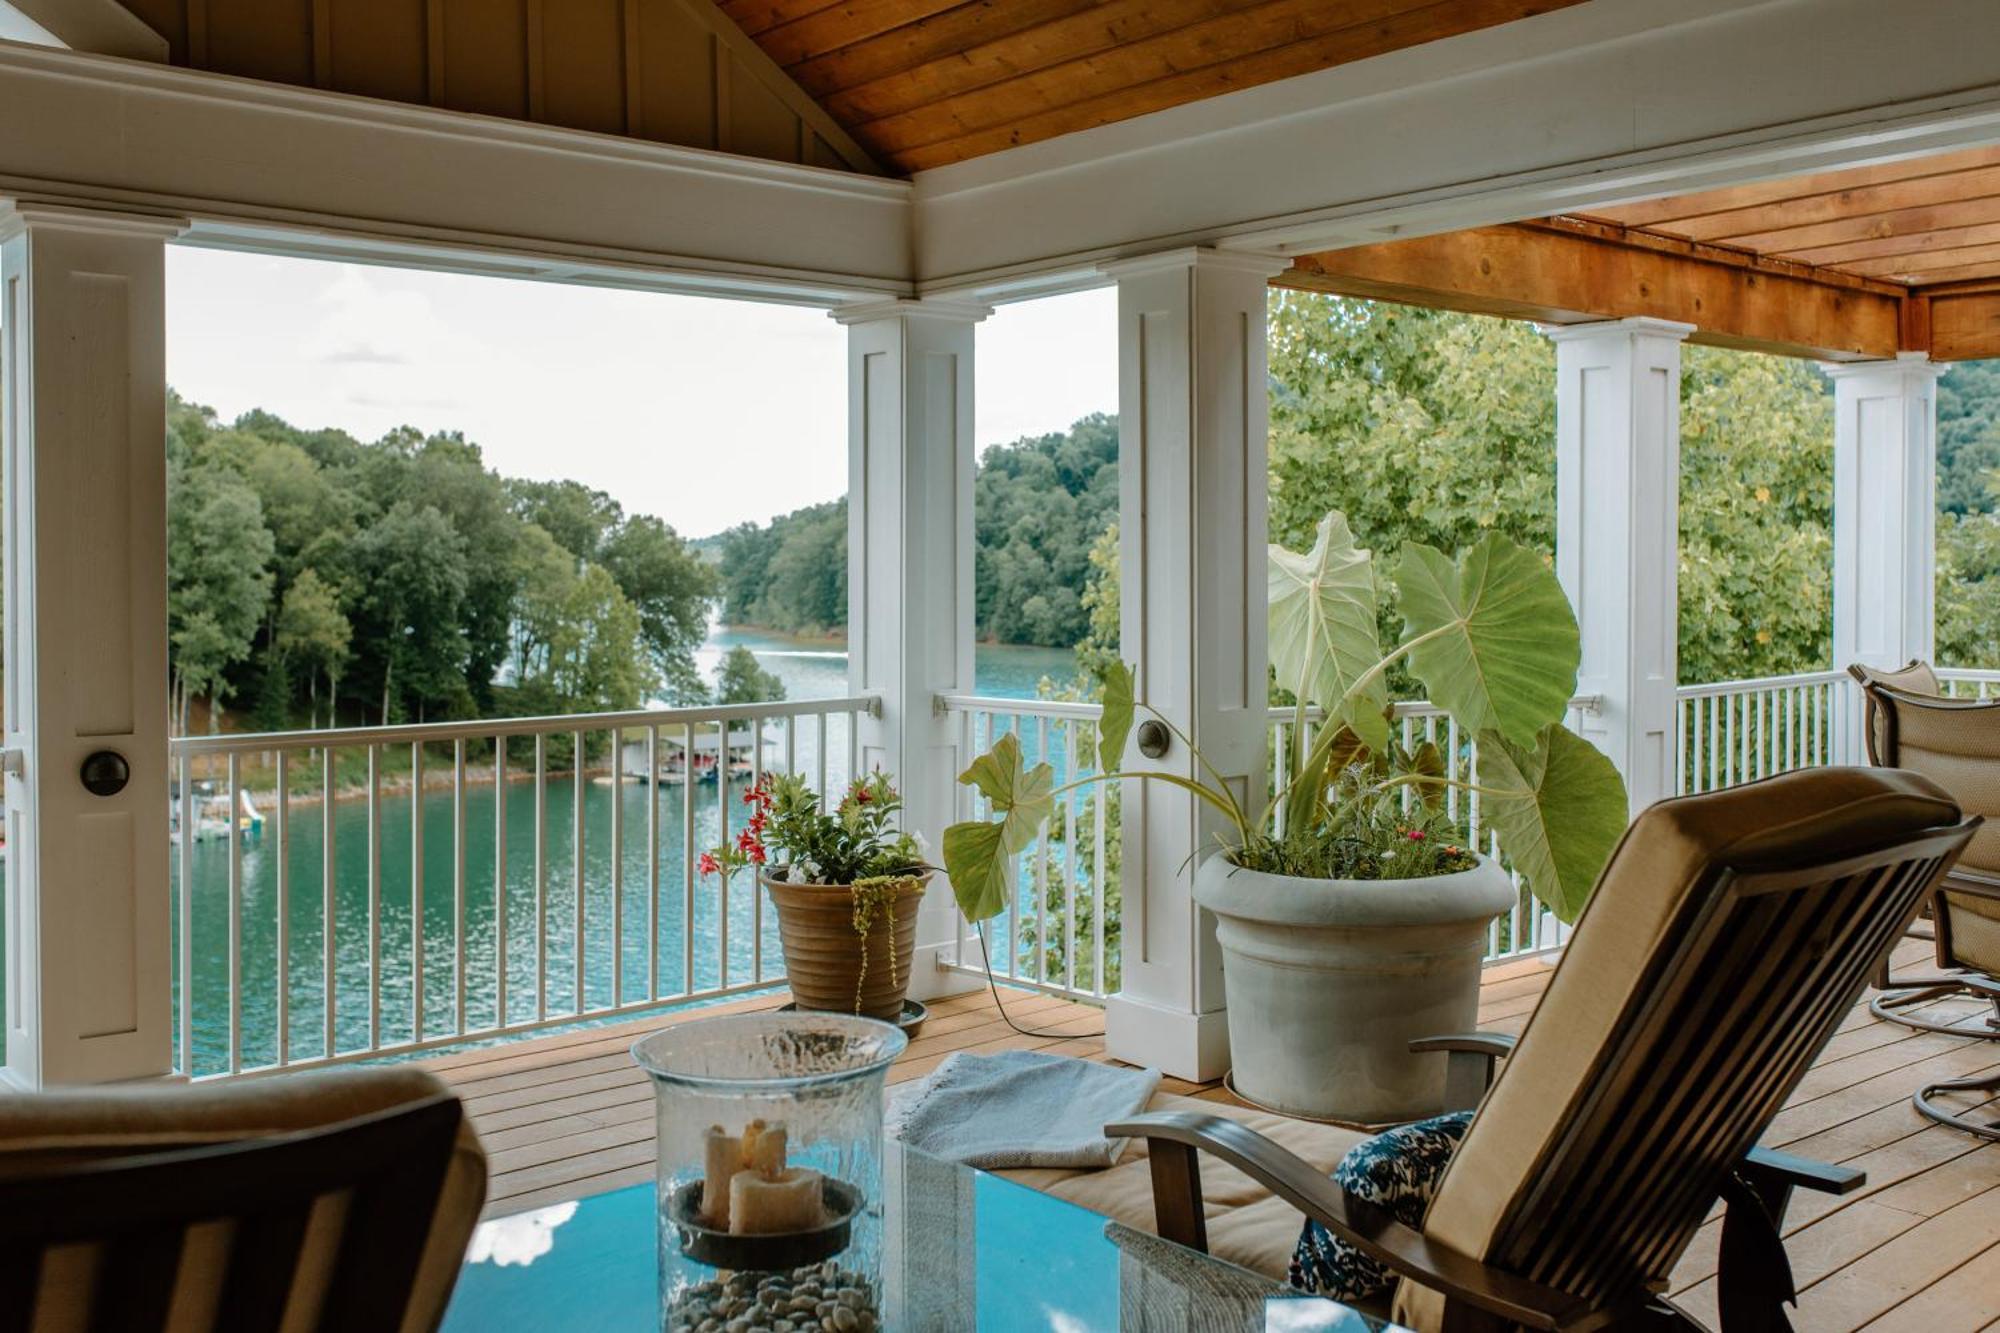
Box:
159;633;1081;1076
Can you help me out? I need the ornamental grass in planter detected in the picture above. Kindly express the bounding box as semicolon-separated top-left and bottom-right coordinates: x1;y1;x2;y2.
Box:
704;771;929;1022
942;511;1629;1123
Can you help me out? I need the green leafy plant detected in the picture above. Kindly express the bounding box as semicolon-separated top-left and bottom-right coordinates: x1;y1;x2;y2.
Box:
702;770;924;885
943;511;1628;925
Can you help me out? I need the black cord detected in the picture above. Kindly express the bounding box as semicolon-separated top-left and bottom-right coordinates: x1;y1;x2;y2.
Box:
974;920;1107;1040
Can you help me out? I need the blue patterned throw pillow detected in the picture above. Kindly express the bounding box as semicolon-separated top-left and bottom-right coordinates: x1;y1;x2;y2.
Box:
1290;1111;1473;1303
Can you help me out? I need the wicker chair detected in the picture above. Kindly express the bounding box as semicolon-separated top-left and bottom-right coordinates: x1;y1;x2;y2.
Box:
1111;767;1976;1330
0;1067;487;1332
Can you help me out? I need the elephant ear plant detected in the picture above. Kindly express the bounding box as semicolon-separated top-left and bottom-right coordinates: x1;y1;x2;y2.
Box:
942;510;1630;927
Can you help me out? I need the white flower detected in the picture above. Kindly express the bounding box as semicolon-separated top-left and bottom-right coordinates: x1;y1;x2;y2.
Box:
796;858;820;883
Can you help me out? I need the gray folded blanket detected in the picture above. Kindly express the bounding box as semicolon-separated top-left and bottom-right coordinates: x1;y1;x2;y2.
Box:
886;1050;1163;1170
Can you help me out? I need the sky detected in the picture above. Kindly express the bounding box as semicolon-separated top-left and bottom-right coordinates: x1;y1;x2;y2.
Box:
163;247;1118;538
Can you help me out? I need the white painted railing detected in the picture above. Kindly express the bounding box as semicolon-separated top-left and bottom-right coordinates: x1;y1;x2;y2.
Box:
936;692;1601;1002
1673;669;1853;794
167;694;875;1080
1937;666;2000;698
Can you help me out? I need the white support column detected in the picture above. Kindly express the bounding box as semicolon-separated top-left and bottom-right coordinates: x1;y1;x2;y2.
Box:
1548;318;1691;817
1102;248;1283;1082
835;297;989;1002
1827;353;1943;679
2;202;183;1088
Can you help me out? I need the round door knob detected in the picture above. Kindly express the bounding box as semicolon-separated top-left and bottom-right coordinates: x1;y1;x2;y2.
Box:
80;750;130;797
1136;720;1171;759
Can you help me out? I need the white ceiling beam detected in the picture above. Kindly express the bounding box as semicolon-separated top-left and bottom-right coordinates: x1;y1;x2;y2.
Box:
0;39;910;305
913;0;2000;299
3;0;164;61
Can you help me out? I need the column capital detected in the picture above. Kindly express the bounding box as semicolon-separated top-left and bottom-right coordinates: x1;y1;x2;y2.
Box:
1819;350;1947;383
1541;316;1695;345
0;200;189;245
828;295;993;327
1098;246;1288;284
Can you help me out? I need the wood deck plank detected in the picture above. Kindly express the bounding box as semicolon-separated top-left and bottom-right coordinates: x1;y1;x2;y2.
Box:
423;950;2000;1327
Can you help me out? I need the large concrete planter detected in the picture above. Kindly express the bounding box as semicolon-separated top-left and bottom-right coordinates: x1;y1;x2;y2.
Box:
1194;853;1516;1124
763;871;928;1020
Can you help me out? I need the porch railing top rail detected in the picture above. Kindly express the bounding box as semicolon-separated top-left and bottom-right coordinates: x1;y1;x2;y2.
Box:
168;693;883;755
1675;669;1849;698
935;692;1604;720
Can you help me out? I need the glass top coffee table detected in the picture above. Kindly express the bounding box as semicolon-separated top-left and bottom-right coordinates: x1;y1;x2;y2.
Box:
447;1140;1396;1331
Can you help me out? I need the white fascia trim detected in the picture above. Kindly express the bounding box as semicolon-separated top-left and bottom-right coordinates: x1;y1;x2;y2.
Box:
911;0;2000;297
0;39;913;306
5;0;166;61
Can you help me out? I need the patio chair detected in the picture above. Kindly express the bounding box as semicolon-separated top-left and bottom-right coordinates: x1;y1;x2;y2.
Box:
0;1067;487;1333
1108;766;1975;1330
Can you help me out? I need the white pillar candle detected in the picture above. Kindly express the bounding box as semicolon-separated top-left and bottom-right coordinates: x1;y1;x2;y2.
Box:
700;1126;741;1228
729;1167;824;1235
742;1120;788;1178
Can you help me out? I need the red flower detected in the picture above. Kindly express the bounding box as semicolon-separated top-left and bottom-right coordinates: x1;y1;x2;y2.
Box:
747;810;767;834
742;786;761;805
697;852;720;877
736;828;759;855
1405;829;1426;842
748;844;767;865
853;786;872;804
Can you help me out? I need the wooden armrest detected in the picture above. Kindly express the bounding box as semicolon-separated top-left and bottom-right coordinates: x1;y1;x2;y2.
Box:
1409;1031;1517;1109
1106;1112;1608;1332
1742;1146;1864;1198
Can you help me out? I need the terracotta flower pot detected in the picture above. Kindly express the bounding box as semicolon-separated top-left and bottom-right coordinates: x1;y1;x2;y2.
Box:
762;870;929;1020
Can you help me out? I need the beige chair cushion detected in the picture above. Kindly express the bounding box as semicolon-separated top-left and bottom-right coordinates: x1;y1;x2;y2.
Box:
0;1067;487;1333
1872;692;2000;881
1852;660;1942;762
1945;886;2000;974
992;1091;1366;1282
1397;766;1959;1331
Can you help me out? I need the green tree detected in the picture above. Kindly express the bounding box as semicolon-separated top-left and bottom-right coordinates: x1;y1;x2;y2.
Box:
715;645;786;704
350;503;469;724
167;459;276;733
275;568;352;729
600;514;716;703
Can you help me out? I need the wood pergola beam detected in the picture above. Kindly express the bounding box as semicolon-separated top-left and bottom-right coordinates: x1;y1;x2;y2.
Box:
1280;220;1910;362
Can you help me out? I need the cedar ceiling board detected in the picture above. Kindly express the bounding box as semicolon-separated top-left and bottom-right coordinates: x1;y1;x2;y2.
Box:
1590;146;2000;229
1928;292;2000;361
1284;226;1903;361
887;0;1586;171
719;0;842;39
752;0;995;69
540;0;628;136
1840;242;2000;281
1720;196;2000;260
786;0;1100;102
1782;220;2000;268
329;0;429;105
820;0;1279;127
635;0;720;150
853;0;1450;156
203;0;313;86
438;0;530;121
1657;164;2000;245
1894;258;2000;286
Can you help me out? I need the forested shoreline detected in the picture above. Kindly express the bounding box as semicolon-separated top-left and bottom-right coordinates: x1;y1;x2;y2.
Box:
166;294;2000;740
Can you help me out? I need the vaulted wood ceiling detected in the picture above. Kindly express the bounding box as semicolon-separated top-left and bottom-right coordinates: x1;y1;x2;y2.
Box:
105;0;1587;176
717;0;1591;172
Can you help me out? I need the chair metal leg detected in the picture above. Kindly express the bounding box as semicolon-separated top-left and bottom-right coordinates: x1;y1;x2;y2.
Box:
1869;975;2000;1039
1913;1068;2000;1142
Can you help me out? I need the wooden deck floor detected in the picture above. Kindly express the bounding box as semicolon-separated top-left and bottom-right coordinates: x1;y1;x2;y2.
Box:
423;937;2000;1331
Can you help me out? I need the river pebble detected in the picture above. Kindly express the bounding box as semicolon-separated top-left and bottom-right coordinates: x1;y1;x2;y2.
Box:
670;1265;880;1332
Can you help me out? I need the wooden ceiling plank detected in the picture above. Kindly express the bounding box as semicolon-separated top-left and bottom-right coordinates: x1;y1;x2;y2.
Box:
1720;195;2000;258
857;0;1442;150
818;0;1271;126
1838;241;2000;281
1667;164;2000;244
884;0;1586;170
717;0;841;39
788;0;1098;100
1897;258;2000;287
1283;224;1903;362
1781;219;2000;268
1588;145;2000;229
754;0;986;71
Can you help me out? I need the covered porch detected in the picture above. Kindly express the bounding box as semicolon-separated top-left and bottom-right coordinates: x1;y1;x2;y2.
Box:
5;0;2000;1326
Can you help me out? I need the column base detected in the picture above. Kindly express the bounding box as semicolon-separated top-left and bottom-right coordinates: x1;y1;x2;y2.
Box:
905;941;984;1003
1104;993;1231;1083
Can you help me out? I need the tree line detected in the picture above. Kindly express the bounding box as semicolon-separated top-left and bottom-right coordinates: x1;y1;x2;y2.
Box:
711;412;1119;648
166;392;719;735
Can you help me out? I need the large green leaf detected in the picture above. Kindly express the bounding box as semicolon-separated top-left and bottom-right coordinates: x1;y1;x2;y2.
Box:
1269;512;1388;750
1396;535;1580;745
1476;725;1628;923
944;732;1055;923
1097;660;1135;774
